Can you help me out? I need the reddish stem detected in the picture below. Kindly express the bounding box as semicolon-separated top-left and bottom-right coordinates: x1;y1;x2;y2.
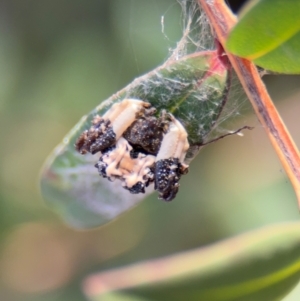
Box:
198;0;300;207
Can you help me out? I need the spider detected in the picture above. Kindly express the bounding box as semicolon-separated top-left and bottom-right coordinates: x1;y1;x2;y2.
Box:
75;98;189;201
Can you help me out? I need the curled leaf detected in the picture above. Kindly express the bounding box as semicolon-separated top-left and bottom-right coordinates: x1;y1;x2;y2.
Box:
40;50;230;228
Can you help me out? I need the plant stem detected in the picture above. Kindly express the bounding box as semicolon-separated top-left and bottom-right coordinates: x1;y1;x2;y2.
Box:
198;0;300;208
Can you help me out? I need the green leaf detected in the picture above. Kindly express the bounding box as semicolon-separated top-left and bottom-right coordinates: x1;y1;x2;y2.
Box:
226;0;300;74
83;222;300;301
40;50;229;229
87;293;150;301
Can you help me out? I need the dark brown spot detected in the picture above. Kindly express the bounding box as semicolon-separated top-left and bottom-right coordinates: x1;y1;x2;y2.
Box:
75;116;116;155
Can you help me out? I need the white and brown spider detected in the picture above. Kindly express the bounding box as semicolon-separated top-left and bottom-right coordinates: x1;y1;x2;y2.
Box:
75;98;189;201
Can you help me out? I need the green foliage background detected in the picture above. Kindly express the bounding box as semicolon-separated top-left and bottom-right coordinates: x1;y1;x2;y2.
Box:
0;0;300;300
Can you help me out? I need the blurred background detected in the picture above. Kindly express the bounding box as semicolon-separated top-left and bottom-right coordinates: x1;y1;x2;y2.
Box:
0;0;300;300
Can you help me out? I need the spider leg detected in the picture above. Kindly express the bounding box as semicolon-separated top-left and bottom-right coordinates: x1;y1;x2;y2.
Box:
75;99;150;154
155;115;189;201
95;137;156;193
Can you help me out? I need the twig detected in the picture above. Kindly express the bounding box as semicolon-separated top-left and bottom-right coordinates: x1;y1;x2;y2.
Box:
198;0;300;208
